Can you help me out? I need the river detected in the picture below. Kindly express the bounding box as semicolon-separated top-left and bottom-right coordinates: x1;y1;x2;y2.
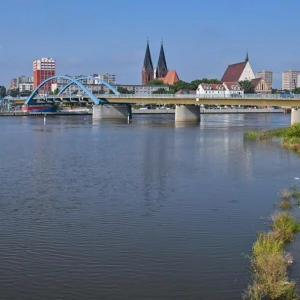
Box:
0;113;300;299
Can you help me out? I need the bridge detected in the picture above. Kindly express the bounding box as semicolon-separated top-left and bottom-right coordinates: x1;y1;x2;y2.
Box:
9;75;300;123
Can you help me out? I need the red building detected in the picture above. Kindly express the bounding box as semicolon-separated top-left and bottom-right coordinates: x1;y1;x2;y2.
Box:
33;57;56;93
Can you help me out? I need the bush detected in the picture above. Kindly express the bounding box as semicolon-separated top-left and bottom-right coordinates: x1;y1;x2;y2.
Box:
252;232;284;257
244;131;259;140
279;199;292;210
279;189;291;201
272;212;300;244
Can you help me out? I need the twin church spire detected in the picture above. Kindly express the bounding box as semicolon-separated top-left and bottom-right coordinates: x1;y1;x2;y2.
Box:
142;40;168;85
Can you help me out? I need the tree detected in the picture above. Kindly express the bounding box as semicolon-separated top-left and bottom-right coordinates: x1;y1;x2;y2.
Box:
146;79;164;86
292;87;300;94
238;80;255;94
170;80;192;93
49;88;59;95
92;90;105;94
8;88;19;97
117;87;133;94
20;90;32;96
0;85;6;98
152;88;171;94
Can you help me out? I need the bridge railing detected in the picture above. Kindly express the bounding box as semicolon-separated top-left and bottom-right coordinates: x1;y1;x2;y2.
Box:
100;93;300;100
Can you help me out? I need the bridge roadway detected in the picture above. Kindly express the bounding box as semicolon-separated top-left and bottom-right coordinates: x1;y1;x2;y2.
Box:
10;94;300;107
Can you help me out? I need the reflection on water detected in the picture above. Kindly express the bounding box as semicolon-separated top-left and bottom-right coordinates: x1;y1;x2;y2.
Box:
0;113;299;300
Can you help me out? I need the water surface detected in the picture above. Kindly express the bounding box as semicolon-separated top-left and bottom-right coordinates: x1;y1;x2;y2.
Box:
0;113;299;299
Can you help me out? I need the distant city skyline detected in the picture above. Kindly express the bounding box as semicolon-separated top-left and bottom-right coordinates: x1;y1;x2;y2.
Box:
1;0;300;89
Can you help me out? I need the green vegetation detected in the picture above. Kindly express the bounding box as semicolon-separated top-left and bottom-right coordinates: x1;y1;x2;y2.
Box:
244;123;300;154
290;185;300;202
243;184;300;299
146;79;165;86
49;88;59;95
117;87;133;94
292;87;300;94
243;212;300;299
147;78;221;94
279;199;292;210
152;88;170;94
272;212;300;244
244;131;259;140
238;80;255;94
0;85;6;98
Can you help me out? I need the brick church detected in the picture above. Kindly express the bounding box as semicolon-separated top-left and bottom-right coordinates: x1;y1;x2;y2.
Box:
141;41;179;85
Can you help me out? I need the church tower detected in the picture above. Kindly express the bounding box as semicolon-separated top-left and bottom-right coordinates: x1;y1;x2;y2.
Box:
155;41;168;79
142;41;154;85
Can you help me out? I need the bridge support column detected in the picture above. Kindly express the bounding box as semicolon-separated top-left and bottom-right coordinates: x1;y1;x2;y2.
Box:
93;104;131;120
291;109;300;125
175;105;200;122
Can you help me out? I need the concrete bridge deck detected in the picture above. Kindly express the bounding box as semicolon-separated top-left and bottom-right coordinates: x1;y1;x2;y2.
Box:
8;94;300;107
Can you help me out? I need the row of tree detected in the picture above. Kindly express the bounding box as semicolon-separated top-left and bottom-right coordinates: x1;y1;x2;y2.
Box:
146;78;222;94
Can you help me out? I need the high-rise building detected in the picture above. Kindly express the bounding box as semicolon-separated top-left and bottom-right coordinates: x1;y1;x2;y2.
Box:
33;57;56;93
10;78;18;89
141;41;154;85
155;42;168;79
19;76;33;84
93;73;116;85
256;70;273;88
282;70;300;91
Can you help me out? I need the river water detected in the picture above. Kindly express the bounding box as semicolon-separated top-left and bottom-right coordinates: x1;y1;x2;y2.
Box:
0;113;300;300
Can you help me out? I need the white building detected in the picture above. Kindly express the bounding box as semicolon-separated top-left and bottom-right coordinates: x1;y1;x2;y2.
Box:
256;70;273;88
19;83;34;92
196;82;244;97
282;70;300;91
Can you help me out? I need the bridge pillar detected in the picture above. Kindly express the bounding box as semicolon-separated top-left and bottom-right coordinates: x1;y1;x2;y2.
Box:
93;104;130;120
175;105;200;122
291;109;300;125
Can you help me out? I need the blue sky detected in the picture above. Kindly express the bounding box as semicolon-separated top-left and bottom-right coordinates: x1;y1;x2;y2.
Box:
0;0;299;88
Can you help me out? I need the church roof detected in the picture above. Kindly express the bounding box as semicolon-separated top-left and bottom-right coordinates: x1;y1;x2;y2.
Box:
251;77;263;88
221;61;247;82
158;70;179;85
156;43;168;73
142;42;153;72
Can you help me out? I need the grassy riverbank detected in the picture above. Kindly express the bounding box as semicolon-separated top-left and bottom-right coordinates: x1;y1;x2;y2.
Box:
244;123;300;153
243;187;300;299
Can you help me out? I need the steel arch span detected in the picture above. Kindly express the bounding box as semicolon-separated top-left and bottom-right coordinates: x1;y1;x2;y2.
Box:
58;76;120;96
25;76;107;105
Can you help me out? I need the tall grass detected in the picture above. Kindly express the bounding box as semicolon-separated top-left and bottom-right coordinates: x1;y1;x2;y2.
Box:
243;212;300;299
244;131;259;140
272;212;300;244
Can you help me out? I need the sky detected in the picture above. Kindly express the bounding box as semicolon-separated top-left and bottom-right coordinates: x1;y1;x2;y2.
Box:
0;0;299;88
